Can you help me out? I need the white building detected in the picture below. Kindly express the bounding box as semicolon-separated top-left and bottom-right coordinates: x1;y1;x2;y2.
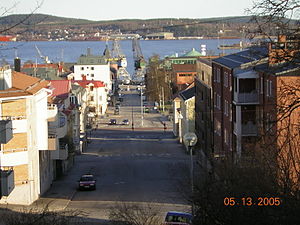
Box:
0;71;53;205
73;48;112;91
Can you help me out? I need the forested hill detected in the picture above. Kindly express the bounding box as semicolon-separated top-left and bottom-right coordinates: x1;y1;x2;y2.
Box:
0;14;259;38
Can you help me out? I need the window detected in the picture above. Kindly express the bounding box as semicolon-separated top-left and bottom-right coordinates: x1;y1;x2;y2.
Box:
217;94;221;109
266;80;273;97
214;92;217;107
215;120;221;136
269;80;272;97
224;72;228;87
217;69;221;83
179;73;192;77
90;86;94;91
91;67;94;70
90;96;94;101
260;77;263;94
91;74;94;77
202;71;205;81
81;67;84;70
213;67;217;81
201;91;204;101
224;100;228;116
224;128;228;145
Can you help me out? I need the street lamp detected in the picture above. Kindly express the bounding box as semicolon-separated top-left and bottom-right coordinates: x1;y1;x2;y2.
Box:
140;85;143;127
183;132;198;216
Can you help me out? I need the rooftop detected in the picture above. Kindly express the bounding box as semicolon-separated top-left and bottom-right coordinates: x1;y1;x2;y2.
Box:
213;46;268;69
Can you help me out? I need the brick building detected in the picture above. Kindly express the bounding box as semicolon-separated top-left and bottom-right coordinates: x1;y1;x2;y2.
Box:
195;58;213;157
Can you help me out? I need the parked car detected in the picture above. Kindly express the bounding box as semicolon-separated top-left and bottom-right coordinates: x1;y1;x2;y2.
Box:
108;119;117;125
163;211;192;225
122;119;129;125
78;174;96;190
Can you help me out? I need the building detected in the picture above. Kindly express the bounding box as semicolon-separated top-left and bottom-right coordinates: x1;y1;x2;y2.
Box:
48;80;79;177
72;80;107;117
73;48;112;91
195;58;213;157
173;84;195;145
171;63;197;92
212;47;268;159
0;71;52;205
21;63;65;80
145;32;174;40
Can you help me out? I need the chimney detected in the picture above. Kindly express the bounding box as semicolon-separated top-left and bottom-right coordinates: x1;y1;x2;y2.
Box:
14;57;21;72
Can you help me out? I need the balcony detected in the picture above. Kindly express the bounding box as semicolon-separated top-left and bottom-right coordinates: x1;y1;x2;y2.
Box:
50;143;68;160
0;169;14;196
48;134;58;151
0;119;12;144
47;104;58;122
234;122;258;136
0;148;28;166
56;113;67;138
234;91;259;104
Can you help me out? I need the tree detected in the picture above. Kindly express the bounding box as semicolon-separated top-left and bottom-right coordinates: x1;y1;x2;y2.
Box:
108;202;162;225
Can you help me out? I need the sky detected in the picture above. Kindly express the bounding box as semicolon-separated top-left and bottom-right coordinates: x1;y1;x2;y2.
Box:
2;0;255;21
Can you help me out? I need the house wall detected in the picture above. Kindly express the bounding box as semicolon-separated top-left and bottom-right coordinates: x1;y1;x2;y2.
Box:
73;64;111;90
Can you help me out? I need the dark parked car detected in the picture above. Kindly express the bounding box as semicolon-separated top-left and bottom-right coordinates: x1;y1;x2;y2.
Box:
122;119;129;125
108;119;117;125
78;174;96;190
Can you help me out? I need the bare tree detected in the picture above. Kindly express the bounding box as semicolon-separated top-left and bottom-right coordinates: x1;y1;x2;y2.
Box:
0;202;85;225
108;202;162;225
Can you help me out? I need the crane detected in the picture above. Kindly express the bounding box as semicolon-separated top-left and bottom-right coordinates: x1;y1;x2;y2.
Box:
111;39;127;68
35;45;51;64
132;38;145;70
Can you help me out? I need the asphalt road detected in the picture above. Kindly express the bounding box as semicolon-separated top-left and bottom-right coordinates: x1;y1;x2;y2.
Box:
36;85;192;223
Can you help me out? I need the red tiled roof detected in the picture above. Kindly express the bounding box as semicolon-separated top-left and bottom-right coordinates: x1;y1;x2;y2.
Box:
72;80;105;88
50;80;71;98
22;63;59;69
0;71;50;98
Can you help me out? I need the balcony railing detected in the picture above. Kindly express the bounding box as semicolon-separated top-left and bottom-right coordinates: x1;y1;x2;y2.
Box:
0;119;12;144
48;134;57;151
56;113;67;138
234;122;258;136
234;91;259;104
47;104;58;121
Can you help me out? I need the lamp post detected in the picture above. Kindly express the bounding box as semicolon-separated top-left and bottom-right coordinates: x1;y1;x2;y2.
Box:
140;86;143;127
183;132;198;216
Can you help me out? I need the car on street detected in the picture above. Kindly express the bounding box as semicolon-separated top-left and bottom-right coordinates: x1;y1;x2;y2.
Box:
78;174;96;190
122;119;129;125
163;211;192;225
108;119;117;125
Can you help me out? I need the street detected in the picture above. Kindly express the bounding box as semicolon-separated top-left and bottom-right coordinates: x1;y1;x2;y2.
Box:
37;85;192;223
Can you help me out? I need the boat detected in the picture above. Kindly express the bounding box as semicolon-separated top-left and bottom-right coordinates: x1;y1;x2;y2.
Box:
218;41;252;50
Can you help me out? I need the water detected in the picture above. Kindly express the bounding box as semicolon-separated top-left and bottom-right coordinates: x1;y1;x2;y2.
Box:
0;39;242;76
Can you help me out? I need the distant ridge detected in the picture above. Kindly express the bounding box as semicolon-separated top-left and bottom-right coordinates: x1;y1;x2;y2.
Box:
0;13;254;26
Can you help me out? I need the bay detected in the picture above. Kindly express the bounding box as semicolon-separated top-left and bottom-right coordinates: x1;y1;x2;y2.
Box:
0;39;242;76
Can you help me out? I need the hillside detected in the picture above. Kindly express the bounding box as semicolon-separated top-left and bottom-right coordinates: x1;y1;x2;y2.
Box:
0;14;265;40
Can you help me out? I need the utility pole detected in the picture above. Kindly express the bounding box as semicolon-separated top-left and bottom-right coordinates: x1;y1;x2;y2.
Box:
162;86;165;113
140;86;143;127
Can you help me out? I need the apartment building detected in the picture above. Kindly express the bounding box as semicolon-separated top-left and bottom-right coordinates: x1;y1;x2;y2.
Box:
0;70;52;205
48;80;79;177
73;48;112;91
212;47;268;159
72;80;107;117
195;58;213;157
